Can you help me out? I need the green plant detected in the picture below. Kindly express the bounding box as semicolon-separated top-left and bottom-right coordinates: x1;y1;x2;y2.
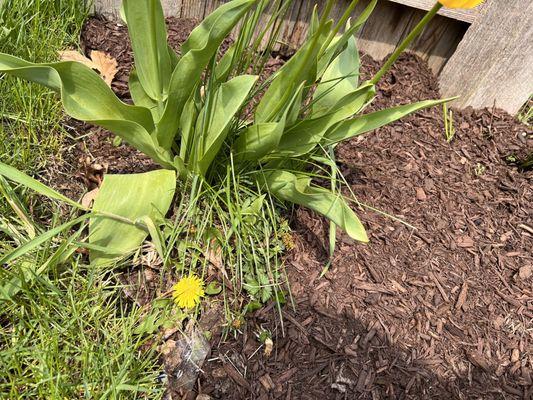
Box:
474;162;486;176
443;102;456;142
0;0;88;219
0;0;453;266
517;96;532;126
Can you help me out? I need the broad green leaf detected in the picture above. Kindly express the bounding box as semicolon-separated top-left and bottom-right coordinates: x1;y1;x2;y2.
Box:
196;75;257;175
214;45;236;82
0;54;174;168
0;161;83;209
262;170;368;242
313;33;359;117
179;96;199;160
123;0;172;101
156;0;255;149
278;83;375;156
89;170;177;265
235;122;283;161
324;98;455;145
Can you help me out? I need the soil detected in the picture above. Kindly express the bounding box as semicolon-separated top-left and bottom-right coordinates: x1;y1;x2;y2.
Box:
65;17;532;400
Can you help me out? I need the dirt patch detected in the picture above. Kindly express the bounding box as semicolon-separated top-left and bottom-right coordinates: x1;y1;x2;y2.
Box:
61;17;533;399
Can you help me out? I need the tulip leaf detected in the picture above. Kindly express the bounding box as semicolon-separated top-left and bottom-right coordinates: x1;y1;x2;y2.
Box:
89;170;177;265
0;54;174;169
324;98;455;145
278;83;375;156
196;75;258;175
123;0;172;101
262;170;368;242
313;32;359;117
156;0;255;149
255;20;332;124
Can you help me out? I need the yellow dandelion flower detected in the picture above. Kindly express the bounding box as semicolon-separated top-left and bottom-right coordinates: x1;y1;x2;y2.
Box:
172;275;205;309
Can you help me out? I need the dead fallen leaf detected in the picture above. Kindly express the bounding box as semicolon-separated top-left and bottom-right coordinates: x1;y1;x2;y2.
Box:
59;49;117;86
81;188;99;208
90;50;118;86
59;50;97;69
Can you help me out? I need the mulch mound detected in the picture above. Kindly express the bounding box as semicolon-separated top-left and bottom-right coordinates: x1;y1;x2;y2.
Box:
70;17;532;400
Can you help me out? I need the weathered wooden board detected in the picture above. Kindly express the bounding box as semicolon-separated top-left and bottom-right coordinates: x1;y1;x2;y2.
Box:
439;0;533;114
92;0;468;74
387;0;479;23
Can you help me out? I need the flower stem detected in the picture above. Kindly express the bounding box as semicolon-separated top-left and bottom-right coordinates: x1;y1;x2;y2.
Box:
371;2;443;85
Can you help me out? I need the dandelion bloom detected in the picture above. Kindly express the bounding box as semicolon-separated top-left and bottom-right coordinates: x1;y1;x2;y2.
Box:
439;0;484;8
172;275;205;309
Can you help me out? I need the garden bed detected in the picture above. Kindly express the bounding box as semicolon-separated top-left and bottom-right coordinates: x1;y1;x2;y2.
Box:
69;16;532;400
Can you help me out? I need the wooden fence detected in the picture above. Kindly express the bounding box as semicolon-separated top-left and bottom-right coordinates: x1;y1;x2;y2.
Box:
92;0;532;114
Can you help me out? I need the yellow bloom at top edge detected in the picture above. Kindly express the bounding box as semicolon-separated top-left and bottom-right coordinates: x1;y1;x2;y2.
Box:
172;275;205;309
439;0;484;9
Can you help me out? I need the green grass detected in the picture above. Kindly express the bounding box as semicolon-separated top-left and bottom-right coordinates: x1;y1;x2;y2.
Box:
0;264;164;399
0;178;167;399
0;2;169;398
0;0;88;172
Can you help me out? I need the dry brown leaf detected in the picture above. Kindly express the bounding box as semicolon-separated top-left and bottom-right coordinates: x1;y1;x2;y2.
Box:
59;50;97;69
81;188;99;208
58;49;117;86
90;50;118;86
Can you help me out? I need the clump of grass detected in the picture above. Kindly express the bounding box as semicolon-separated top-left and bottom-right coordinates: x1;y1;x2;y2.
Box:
159;167;292;334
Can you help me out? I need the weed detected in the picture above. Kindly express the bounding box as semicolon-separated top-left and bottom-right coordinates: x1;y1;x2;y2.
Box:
443;102;456;142
474;162;486;176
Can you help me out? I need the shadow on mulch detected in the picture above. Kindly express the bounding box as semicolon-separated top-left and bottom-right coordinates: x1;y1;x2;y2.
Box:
49;16;532;400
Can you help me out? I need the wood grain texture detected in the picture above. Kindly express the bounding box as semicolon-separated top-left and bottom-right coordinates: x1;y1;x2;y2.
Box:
439;0;533;114
386;0;480;23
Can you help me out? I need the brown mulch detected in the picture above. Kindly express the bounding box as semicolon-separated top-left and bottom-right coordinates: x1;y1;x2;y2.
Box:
64;17;532;400
197;56;532;399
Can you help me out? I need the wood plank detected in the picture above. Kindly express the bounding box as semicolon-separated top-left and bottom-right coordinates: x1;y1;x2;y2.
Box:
439;0;533;114
410;11;466;74
358;1;418;61
386;0;480;23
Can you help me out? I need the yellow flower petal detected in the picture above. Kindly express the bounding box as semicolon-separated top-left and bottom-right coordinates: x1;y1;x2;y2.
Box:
439;0;484;8
172;275;205;309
